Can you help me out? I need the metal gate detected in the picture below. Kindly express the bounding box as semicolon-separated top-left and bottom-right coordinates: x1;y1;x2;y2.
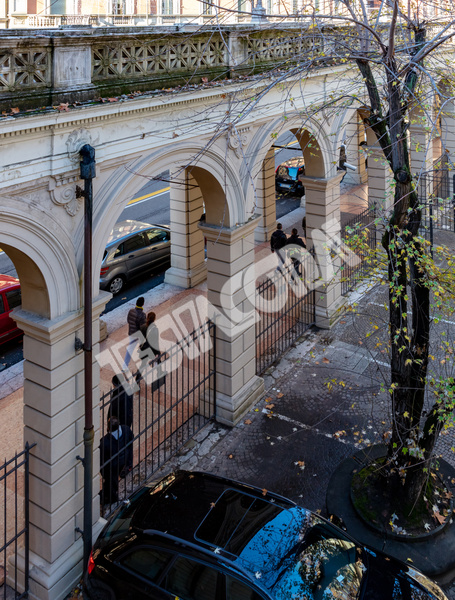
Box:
418;158;455;244
99;320;216;516
340;206;377;295
256;259;315;374
0;442;35;600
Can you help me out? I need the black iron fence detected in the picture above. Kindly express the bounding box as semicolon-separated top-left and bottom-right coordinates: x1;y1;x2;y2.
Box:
340;206;377;295
99;320;216;517
1;442;35;600
418;157;455;243
255;255;316;374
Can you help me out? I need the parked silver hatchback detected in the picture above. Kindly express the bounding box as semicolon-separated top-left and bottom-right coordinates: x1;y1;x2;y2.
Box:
99;220;171;295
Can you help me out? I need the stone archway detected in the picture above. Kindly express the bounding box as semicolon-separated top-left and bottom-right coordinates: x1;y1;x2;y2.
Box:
245;118;330;245
91;144;245;293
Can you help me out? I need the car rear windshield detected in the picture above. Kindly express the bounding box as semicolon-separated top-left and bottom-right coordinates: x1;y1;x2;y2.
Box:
195;489;309;573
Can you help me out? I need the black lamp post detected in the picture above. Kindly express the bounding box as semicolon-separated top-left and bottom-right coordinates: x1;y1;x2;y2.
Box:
78;144;96;572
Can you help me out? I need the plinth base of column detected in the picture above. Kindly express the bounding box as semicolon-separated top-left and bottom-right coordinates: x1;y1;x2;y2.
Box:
254;224;275;244
215;376;264;426
164;264;207;289
8;518;105;600
315;296;347;330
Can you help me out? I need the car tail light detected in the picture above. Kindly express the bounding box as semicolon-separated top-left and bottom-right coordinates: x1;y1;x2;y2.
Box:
100;266;109;277
87;550;95;575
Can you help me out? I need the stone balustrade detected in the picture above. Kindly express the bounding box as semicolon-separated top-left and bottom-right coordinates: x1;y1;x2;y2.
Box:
0;22;453;112
0;24;334;111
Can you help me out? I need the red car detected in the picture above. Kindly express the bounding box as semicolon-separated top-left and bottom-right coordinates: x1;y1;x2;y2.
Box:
0;275;22;345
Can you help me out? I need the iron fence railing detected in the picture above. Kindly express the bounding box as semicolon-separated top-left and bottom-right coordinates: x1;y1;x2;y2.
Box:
99;320;215;517
255;255;316;374
340;206;377;295
1;442;35;600
418;157;455;245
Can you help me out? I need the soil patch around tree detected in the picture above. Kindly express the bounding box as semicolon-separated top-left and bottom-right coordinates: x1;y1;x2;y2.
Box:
351;457;453;538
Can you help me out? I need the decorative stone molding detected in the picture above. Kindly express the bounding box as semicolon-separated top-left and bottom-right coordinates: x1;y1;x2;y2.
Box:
49;174;82;216
0;46;51;92
247;33;322;63
228;126;251;159
66;128;93;166
92;37;226;81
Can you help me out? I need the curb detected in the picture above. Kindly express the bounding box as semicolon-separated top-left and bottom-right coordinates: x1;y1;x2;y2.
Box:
326;445;455;578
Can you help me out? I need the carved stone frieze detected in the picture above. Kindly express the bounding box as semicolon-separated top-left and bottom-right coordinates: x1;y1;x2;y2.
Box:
49;174;82;216
66;129;93;166
228;126;251;159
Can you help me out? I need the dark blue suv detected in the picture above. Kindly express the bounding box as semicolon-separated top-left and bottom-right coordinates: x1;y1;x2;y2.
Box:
85;471;448;600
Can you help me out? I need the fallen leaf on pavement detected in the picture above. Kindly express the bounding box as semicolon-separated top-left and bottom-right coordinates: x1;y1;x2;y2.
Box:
244;419;252;425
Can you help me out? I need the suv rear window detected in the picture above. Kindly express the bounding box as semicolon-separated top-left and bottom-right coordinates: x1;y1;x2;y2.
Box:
195;490;283;555
121;547;172;581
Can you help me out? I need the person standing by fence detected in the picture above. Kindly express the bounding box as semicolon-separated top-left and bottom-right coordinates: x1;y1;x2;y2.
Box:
100;416;133;505
107;375;133;429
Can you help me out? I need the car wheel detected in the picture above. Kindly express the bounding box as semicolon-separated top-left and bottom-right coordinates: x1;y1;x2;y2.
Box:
108;275;125;295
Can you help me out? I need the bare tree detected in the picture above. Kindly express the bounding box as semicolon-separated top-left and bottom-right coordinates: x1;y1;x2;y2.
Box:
211;0;455;506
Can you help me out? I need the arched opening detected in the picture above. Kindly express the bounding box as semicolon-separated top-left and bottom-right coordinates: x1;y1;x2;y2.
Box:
2;245;50;317
92;145;241;298
249;123;327;246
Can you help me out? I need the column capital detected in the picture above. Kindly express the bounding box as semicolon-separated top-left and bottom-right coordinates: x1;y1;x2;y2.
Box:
199;215;261;245
299;172;344;192
12;292;109;345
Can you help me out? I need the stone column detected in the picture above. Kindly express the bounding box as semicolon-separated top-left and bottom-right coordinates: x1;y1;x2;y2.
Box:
254;147;277;244
366;145;394;213
342;113;363;186
441;99;455;161
227;31;248;77
300;173;345;329
10;294;108;600
199;218;264;426
165;172;207;288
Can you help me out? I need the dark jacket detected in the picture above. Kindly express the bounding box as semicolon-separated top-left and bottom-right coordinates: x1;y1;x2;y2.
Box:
286;233;306;249
100;424;134;503
127;306;146;335
100;425;133;475
107;384;133;429
270;229;287;252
